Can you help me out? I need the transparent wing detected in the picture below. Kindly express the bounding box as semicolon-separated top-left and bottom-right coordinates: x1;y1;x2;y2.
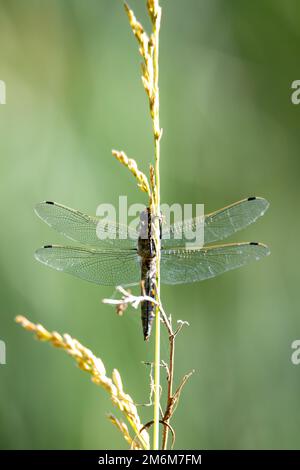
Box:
161;242;270;285
35;245;140;286
35;201;137;248
161;197;269;248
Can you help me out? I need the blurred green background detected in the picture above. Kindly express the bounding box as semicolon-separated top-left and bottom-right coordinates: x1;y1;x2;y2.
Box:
0;0;300;450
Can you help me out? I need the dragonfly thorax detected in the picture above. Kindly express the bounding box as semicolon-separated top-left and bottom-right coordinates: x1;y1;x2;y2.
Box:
137;208;158;259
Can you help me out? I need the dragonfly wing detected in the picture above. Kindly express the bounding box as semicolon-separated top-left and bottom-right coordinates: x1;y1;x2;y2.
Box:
35;245;140;286
35;201;137;248
203;197;269;244
161;197;269;247
161;242;270;285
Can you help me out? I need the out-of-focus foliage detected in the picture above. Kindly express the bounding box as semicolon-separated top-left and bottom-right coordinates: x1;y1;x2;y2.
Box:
0;0;299;449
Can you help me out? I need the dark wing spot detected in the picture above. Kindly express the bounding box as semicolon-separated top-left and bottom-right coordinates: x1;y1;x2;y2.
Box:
43;245;53;248
247;196;256;201
249;242;259;245
45;201;54;205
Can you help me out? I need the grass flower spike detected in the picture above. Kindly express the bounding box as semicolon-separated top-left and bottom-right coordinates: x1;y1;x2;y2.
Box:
15;316;150;450
112;150;150;195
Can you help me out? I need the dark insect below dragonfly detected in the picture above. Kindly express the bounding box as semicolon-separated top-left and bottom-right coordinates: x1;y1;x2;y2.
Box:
34;197;270;340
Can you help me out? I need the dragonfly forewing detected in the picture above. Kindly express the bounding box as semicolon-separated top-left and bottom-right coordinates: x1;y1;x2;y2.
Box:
161;197;269;248
35;201;137;249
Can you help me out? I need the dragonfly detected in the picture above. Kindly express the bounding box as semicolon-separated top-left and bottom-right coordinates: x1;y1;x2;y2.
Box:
34;196;270;340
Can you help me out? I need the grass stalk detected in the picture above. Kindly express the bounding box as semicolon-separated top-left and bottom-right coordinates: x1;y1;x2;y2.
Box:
149;0;162;450
125;0;162;449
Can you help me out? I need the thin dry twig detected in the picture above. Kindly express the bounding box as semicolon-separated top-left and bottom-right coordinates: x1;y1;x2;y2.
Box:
103;286;172;332
161;319;193;450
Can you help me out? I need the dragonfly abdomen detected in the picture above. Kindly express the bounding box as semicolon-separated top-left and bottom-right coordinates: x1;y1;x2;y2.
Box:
141;257;157;341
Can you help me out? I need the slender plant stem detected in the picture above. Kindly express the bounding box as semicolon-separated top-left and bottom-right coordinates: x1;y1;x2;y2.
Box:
152;3;161;450
123;0;162;449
